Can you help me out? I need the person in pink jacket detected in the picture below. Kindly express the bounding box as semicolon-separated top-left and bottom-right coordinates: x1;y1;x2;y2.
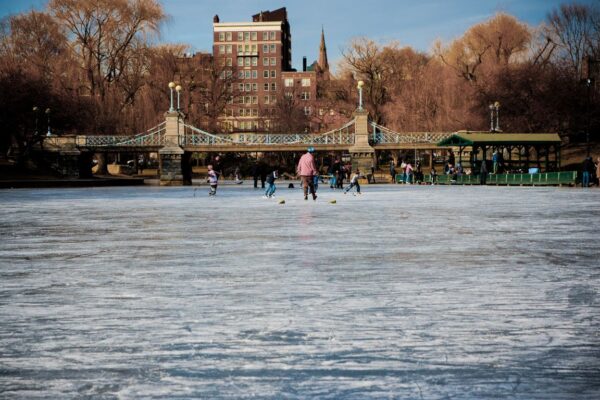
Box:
296;146;318;200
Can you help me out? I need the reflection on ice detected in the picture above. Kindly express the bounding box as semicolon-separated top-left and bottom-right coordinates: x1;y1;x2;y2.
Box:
0;185;599;399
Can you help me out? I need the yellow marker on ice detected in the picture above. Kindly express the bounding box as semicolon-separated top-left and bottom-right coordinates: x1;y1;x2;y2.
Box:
278;199;285;204
329;199;337;204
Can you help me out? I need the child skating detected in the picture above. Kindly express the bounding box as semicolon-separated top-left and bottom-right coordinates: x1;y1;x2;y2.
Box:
343;169;364;195
264;169;278;198
207;164;218;196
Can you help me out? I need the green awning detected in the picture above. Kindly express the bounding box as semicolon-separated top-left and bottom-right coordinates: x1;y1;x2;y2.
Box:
437;132;562;147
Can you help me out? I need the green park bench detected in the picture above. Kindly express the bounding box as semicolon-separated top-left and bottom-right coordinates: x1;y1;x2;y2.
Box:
406;171;578;186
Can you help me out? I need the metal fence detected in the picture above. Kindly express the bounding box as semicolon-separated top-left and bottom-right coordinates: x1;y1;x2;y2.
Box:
370;122;452;144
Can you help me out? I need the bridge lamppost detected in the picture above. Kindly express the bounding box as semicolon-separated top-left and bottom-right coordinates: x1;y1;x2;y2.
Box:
32;106;39;136
168;81;175;112
45;108;51;136
175;84;182;111
489;101;500;132
357;80;364;110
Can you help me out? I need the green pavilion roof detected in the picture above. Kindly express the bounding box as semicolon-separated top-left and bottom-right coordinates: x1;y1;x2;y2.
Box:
437;131;562;147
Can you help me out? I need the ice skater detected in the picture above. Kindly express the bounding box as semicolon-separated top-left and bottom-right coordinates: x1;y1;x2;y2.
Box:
234;166;243;184
296;146;318;201
207;164;218;196
313;173;324;192
264;168;278;198
343;169;364;195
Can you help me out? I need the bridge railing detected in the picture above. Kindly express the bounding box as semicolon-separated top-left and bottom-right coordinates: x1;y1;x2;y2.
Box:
370;122;452;144
81;122;166;147
181;120;355;146
182;124;237;145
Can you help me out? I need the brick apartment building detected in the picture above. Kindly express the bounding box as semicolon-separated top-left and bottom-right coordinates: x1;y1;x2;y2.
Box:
212;7;328;133
173;7;334;133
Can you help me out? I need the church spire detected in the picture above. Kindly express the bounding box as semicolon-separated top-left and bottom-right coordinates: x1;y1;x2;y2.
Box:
318;26;329;78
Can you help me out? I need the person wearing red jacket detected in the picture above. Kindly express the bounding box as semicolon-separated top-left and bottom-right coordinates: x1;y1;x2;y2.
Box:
296;146;318;201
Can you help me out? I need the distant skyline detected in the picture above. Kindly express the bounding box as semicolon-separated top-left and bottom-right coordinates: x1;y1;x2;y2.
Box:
1;0;596;71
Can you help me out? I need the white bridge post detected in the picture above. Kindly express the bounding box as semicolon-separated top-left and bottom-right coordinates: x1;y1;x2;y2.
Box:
349;109;375;181
158;111;185;186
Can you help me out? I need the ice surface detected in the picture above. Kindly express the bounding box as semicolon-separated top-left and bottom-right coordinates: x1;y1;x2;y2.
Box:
0;184;599;399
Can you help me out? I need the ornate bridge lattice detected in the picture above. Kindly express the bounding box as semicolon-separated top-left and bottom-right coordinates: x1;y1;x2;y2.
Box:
70;117;451;151
180;119;355;147
80;122;167;148
370;121;453;146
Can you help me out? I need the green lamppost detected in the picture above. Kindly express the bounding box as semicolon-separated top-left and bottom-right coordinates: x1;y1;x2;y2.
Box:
45;108;51;136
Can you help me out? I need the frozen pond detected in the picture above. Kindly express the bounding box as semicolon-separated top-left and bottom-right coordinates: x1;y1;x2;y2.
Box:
1;184;599;399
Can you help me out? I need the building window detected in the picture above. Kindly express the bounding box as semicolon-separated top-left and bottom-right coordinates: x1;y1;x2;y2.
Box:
237;57;243;66
262;31;268;40
271;82;276;91
239;109;244;117
245;70;251;79
252;109;258;116
270;44;276;53
251;58;257;66
244;32;250;41
263;57;269;66
304;106;311;115
245;96;251;104
284;78;293;87
238;71;244;79
264;95;270;104
245;83;251;92
226;32;232;41
226;44;232;54
251;32;257;41
251;44;257;54
269;31;276;40
252;83;258;91
238;32;243;41
244;58;250;67
285;92;293;99
237;45;243;55
226;58;232;66
252;96;258;104
301;92;310;100
264;83;269;91
238;83;244;92
219;45;225;54
219;32;225;41
252;70;257;79
270;57;276;66
270;70;276;78
302;78;311;87
263;70;269;78
263;44;268;53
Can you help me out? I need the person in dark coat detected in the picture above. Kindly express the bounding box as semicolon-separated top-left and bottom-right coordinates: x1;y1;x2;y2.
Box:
582;156;594;187
251;162;259;188
259;162;267;188
390;161;396;183
480;161;488;185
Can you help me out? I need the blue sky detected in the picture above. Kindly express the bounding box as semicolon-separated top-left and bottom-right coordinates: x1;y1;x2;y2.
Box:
1;0;594;71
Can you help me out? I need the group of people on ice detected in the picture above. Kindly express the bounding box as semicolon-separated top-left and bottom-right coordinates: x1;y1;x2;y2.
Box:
296;147;363;199
204;147;364;198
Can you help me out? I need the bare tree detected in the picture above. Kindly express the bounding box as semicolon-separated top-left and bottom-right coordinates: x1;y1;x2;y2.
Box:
546;2;600;79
